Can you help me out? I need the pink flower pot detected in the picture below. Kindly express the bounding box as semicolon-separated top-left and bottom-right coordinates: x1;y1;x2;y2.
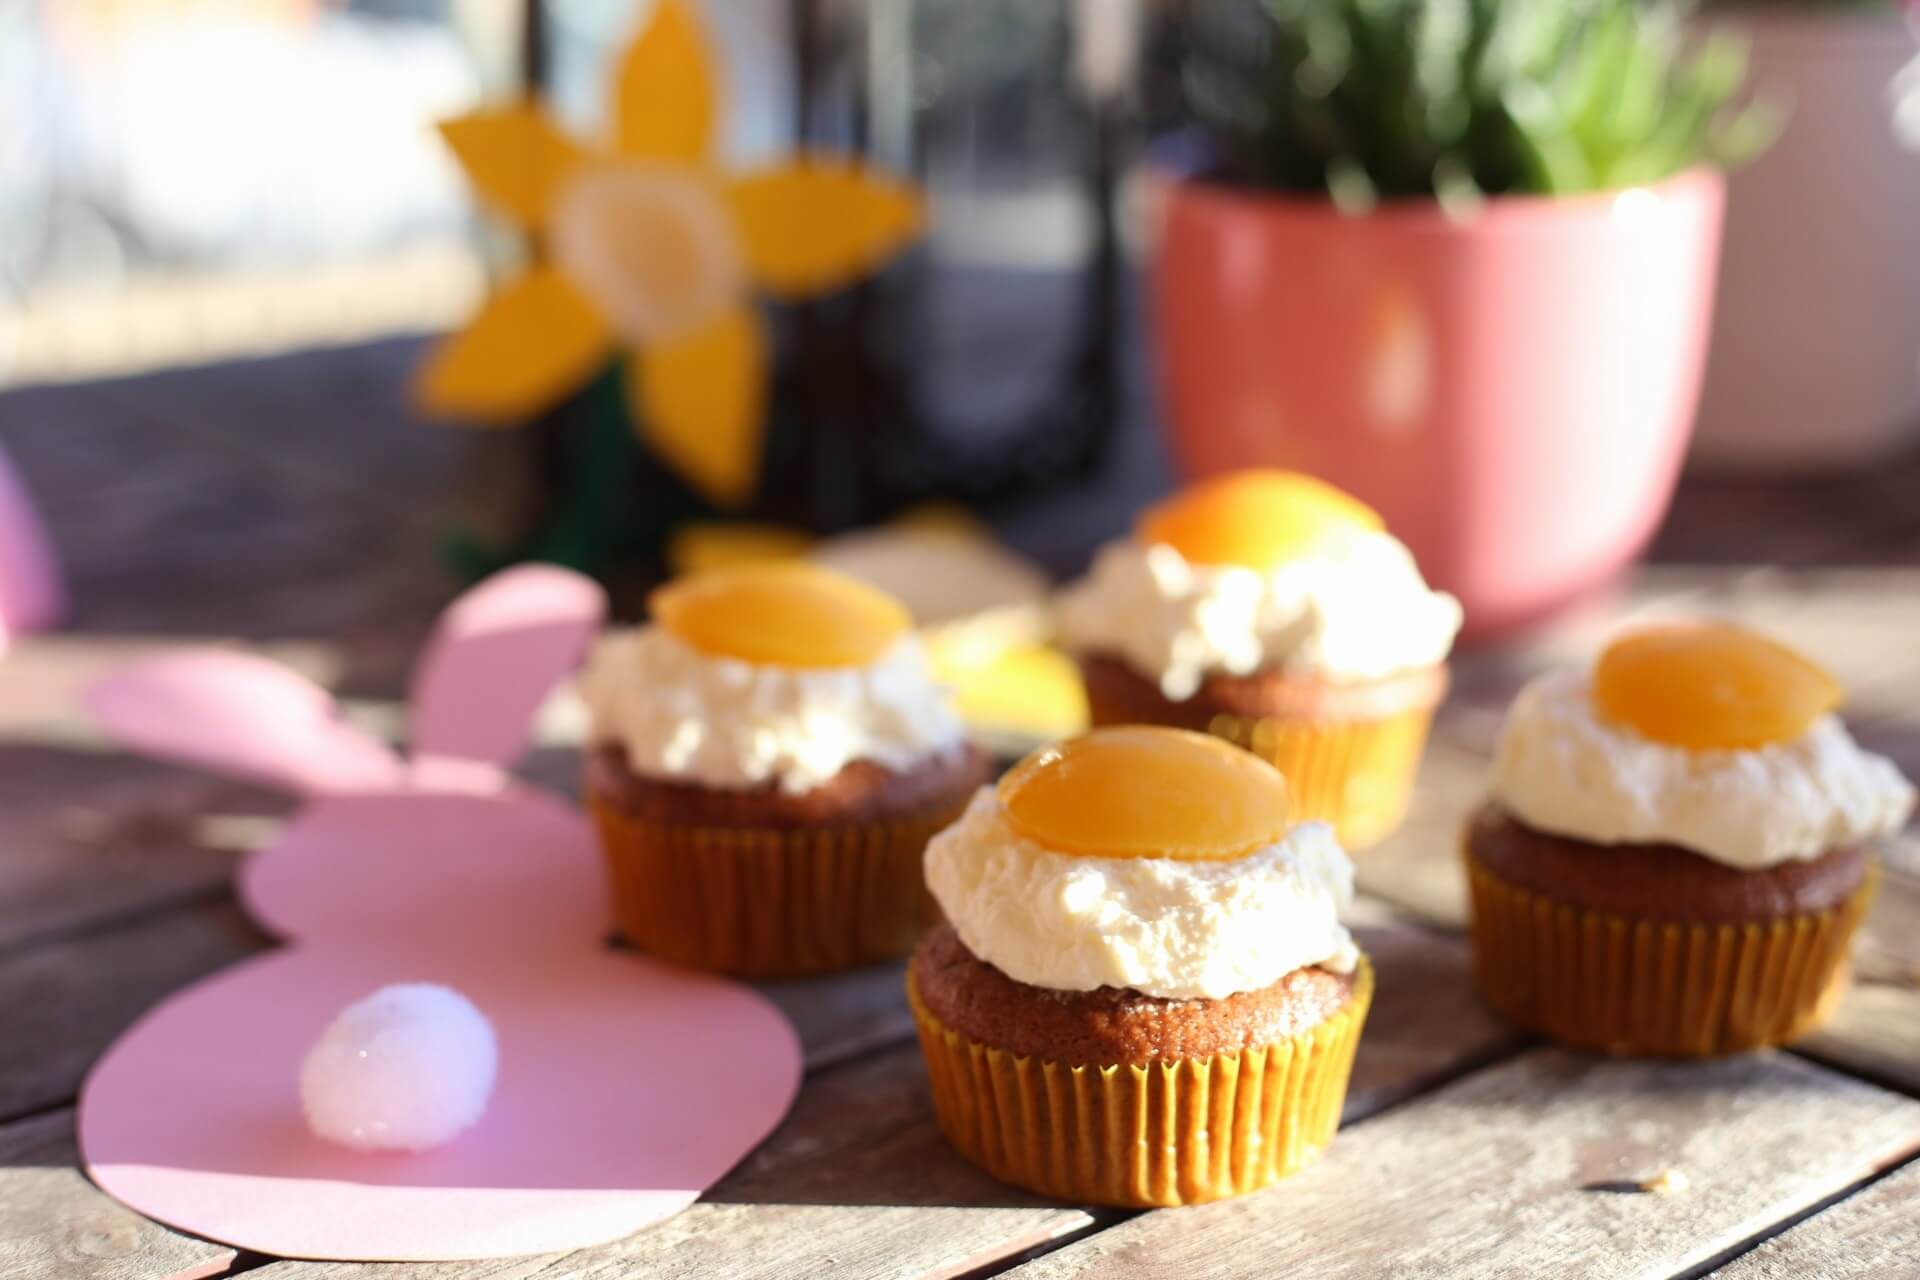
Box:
1152;170;1725;639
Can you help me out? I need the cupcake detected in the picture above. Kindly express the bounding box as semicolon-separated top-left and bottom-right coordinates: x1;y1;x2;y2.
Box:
1056;469;1460;848
910;726;1371;1207
581;563;989;977
1465;622;1915;1057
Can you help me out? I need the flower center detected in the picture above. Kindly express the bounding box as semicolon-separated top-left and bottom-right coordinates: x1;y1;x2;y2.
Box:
549;165;744;344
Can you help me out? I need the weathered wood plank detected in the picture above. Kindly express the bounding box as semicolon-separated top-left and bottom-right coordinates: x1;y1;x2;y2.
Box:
1650;451;1920;568
1798;981;1920;1096
73;345;539;571
252;922;1515;1280
0;935;916;1279
1686;568;1920;721
759;963;916;1073
213;1044;1097;1280
0;900;270;1122
1343;920;1525;1116
0;745;275;953
1003;1050;1920;1280
1353;733;1481;932
0;900;920;1130
0;1109;235;1280
1853;857;1920;986
78;339;464;507
0;383;450;693
1708;1157;1920;1279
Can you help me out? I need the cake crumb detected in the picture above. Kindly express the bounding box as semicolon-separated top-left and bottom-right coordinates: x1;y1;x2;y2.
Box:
1640;1169;1689;1196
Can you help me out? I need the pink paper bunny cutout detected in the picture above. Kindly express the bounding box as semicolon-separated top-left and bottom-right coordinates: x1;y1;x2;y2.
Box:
78;566;802;1262
0;443;64;655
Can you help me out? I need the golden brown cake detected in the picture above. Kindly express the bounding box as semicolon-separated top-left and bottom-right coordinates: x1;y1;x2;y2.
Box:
1055;470;1458;848
910;727;1372;1206
1464;623;1911;1056
581;563;983;977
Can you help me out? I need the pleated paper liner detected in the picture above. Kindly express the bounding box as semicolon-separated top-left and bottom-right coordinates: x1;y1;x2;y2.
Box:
909;958;1374;1208
591;796;968;978
1464;850;1877;1057
1090;691;1435;852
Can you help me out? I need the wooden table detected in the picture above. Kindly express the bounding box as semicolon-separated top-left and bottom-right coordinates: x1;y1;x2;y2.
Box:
4;341;1920;1279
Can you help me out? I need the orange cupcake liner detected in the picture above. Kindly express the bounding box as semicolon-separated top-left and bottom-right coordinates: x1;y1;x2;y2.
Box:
1206;708;1435;850
591;795;968;978
1463;849;1877;1057
908;958;1373;1208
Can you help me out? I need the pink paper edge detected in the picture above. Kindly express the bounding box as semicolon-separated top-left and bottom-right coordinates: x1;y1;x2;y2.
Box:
233;785;608;946
0;443;63;635
407;565;605;769
78;944;803;1262
85;651;402;795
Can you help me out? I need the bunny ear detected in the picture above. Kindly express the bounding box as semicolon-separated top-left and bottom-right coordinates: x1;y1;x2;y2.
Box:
407;564;606;768
85;651;403;795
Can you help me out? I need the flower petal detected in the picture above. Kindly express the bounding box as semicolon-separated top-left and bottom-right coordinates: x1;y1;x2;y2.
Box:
438;102;587;228
613;0;718;163
726;156;924;297
416;269;611;422
630;305;766;507
666;522;813;577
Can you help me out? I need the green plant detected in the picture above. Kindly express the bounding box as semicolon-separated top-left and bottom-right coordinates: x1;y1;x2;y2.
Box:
1180;0;1781;208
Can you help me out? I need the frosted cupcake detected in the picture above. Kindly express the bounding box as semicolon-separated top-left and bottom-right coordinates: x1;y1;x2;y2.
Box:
1466;622;1914;1056
1057;470;1460;848
910;727;1371;1207
582;564;988;977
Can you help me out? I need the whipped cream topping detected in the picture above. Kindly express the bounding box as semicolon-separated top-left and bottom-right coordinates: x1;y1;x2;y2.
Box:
1054;526;1461;700
580;627;968;794
924;788;1358;1000
1490;669;1916;869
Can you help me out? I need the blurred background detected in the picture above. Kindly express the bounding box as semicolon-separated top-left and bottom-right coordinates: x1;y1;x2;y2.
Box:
1;0;1917;657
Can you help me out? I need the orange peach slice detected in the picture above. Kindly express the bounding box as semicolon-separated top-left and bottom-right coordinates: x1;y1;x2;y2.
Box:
997;726;1291;860
651;563;910;668
1592;622;1843;751
1136;470;1382;570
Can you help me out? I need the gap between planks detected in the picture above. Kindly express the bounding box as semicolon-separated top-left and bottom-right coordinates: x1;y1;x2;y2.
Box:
995;1049;1920;1280
3;919;1516;1280
1700;1150;1920;1279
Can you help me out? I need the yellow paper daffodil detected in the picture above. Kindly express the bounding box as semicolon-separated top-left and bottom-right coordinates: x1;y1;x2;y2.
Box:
418;0;924;507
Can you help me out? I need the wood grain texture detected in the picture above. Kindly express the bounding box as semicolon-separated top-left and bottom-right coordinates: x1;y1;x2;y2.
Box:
0;940;916;1280
1853;860;1920;985
0;382;450;695
1342;922;1525;1118
760;963;916;1072
0;745;273;952
0;899;270;1122
0;1109;234;1280
1708;1157;1920;1279
1798;980;1920;1095
1003;1050;1920;1280
80;338;468;509
0;898;919;1131
1353;733;1481;932
241;1044;1095;1280
1648;452;1920;567
149;922;1507;1280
